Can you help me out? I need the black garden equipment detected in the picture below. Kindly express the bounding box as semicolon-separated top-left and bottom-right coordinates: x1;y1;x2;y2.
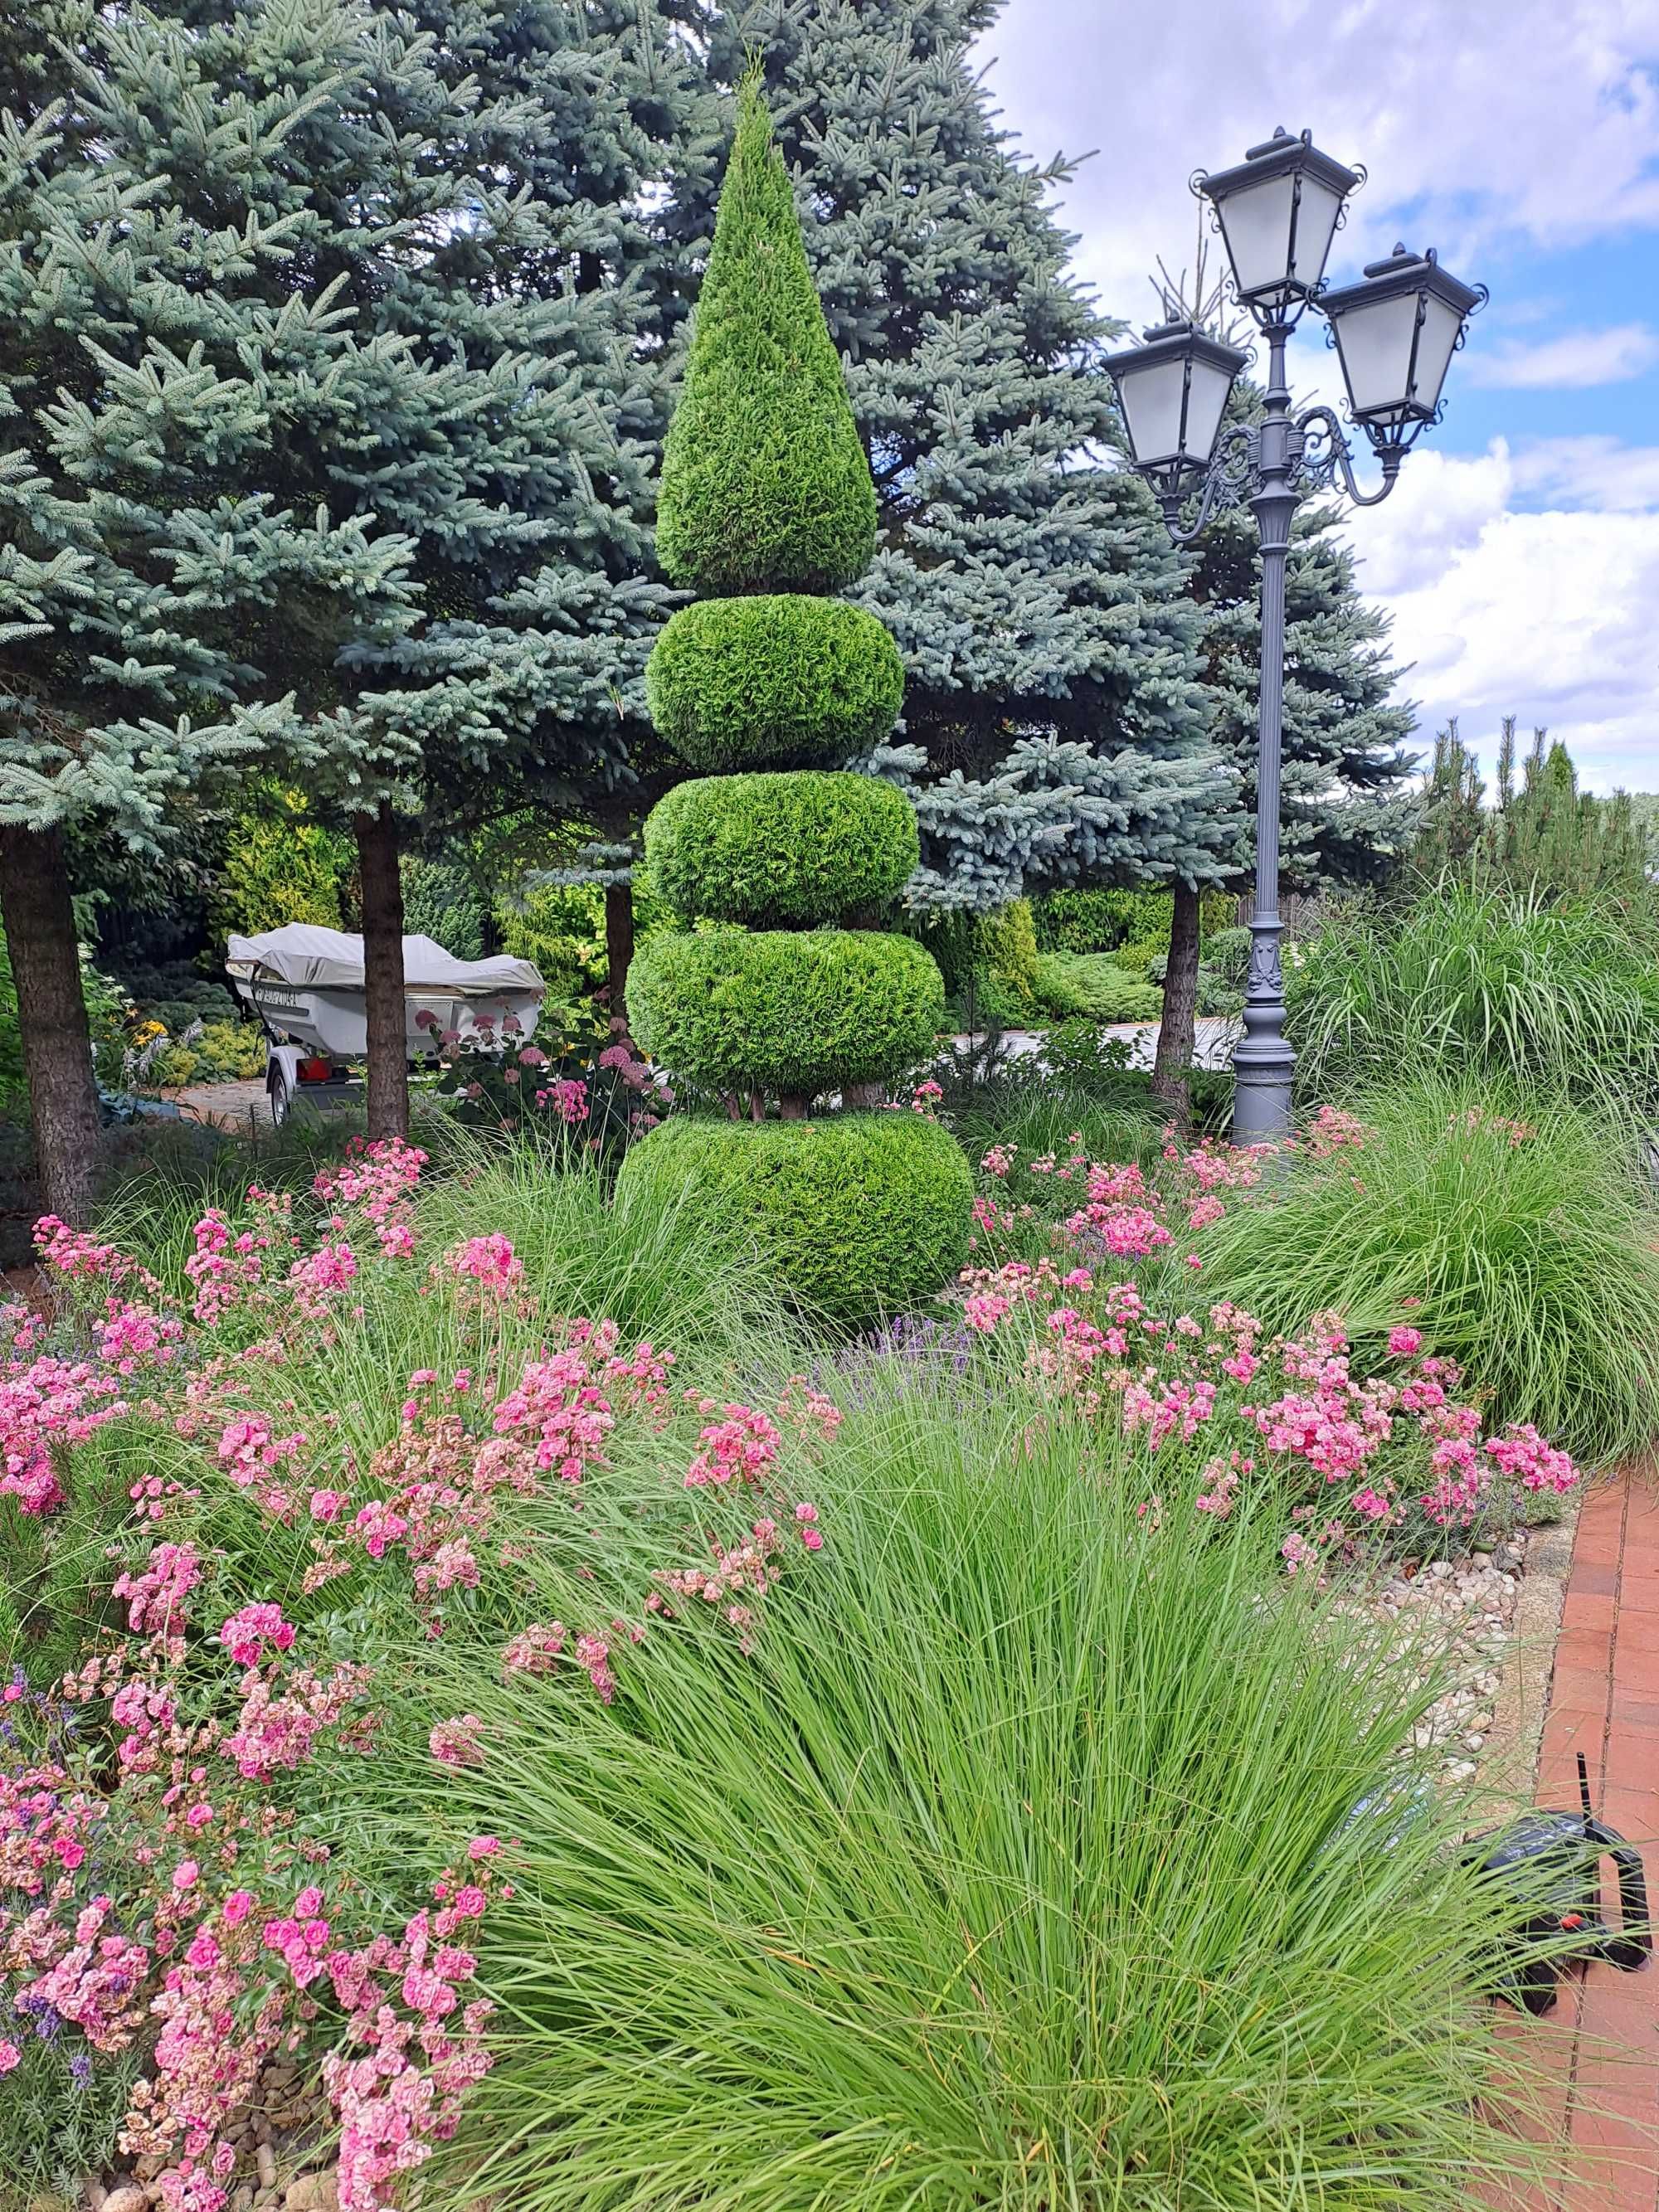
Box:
1474;1753;1651;2015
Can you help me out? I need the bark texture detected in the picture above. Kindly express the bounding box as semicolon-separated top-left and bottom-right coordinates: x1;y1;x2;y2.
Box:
0;823;104;1225
604;881;635;1027
355;803;410;1141
1151;877;1201;1129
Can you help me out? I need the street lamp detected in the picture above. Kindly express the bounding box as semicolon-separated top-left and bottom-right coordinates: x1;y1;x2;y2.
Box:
1105;127;1486;1145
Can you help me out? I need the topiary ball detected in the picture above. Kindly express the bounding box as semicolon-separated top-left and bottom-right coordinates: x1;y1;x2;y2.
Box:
629;927;943;1100
615;1112;973;1328
645;596;903;772
645;771;919;926
656;76;878;596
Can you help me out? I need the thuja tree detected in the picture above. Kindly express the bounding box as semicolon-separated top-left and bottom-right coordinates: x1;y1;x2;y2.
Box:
619;78;971;1326
672;0;1230;912
0;0;426;1216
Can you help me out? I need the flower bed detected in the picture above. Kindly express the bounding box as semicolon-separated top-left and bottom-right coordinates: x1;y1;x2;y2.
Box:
0;1114;1598;2209
0;1143;837;2209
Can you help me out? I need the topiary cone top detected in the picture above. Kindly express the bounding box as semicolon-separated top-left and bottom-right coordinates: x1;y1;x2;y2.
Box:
656;72;878;597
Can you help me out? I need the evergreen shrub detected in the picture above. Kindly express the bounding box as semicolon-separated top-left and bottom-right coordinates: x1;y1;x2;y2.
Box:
210;790;349;938
973;900;1040;1023
1202;925;1253;985
645;596;903;771
630;929;943;1099
1033;953;1162;1023
615;1112;971;1325
1034;887;1172;954
400;858;488;961
646;772;917;925
1109;938;1165;980
655;78;877;596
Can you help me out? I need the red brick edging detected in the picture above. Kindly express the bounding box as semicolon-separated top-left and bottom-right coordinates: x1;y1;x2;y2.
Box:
1504;1469;1659;2210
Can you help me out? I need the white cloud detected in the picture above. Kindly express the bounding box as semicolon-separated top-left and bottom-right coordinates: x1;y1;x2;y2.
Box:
1510;435;1659;510
1468;323;1659;388
980;0;1659;310
1340;440;1659;792
974;2;1659;795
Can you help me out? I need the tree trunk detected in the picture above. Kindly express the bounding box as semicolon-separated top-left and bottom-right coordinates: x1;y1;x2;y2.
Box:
0;824;104;1226
354;802;409;1142
1151;878;1201;1130
604;881;635;1028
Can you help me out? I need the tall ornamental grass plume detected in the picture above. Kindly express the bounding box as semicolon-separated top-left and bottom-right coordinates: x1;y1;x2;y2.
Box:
1285;878;1659;1114
382;1375;1556;2212
1194;1078;1659;1466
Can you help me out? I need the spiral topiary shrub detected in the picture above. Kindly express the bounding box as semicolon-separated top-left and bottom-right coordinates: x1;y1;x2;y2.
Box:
645;597;904;772
647;772;918;926
615;1112;973;1327
630;928;942;1101
631;73;968;1317
655;79;877;596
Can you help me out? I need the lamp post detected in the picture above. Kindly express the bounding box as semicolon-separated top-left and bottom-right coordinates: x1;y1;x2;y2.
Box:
1106;128;1486;1145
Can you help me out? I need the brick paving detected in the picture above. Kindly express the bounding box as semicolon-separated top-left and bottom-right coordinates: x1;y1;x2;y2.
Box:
1496;1466;1659;2209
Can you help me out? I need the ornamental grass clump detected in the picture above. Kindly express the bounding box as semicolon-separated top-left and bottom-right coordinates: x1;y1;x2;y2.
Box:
1190;1077;1659;1466
0;1145;824;2209
1286;879;1659;1113
396;1374;1559;2212
621;74;969;1321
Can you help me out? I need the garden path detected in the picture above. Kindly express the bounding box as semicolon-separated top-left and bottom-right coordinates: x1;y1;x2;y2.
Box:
948;1014;1240;1068
1493;1462;1659;2210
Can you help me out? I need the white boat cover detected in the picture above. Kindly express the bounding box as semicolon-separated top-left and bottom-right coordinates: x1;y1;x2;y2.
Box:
226;925;543;1000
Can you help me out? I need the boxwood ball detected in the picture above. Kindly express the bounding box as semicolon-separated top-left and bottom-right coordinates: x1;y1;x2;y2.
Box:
645;771;919;927
645;596;904;772
615;1112;974;1329
628;926;944;1100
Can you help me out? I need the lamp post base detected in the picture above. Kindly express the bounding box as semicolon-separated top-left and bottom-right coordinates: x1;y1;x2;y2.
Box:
1230;921;1295;1146
1231;1038;1296;1145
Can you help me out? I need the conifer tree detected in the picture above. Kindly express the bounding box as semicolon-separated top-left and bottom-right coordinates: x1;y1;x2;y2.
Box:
1481;722;1647;897
620;78;971;1326
1409;718;1486;878
4;0;703;1174
669;0;1230;911
0;0;422;1214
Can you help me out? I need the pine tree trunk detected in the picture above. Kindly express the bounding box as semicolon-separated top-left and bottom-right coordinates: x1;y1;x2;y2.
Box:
1151;878;1200;1128
0;824;103;1226
355;802;409;1142
604;882;635;1028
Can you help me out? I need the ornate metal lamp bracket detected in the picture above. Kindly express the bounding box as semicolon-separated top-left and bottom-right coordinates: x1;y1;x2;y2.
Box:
1290;402;1405;507
1155;421;1260;542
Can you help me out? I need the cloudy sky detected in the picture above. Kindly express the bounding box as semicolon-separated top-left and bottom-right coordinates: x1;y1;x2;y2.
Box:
979;0;1659;793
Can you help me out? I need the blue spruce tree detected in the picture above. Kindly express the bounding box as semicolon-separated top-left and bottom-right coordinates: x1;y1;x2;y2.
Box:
0;0;428;1214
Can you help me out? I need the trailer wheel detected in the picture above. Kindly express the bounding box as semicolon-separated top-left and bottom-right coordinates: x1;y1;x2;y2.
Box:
267;1063;291;1126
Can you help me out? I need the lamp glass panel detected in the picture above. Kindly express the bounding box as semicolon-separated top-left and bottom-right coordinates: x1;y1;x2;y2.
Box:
1331;288;1421;415
1117;354;1190;465
1182;353;1236;464
1214;170;1297;296
1410;291;1464;412
1287;172;1345;290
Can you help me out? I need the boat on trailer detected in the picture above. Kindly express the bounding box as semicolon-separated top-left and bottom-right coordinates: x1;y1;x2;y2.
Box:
226;923;546;1122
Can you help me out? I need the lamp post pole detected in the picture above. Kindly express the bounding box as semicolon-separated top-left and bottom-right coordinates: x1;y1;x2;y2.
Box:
1233;319;1297;1144
1105;134;1485;1148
